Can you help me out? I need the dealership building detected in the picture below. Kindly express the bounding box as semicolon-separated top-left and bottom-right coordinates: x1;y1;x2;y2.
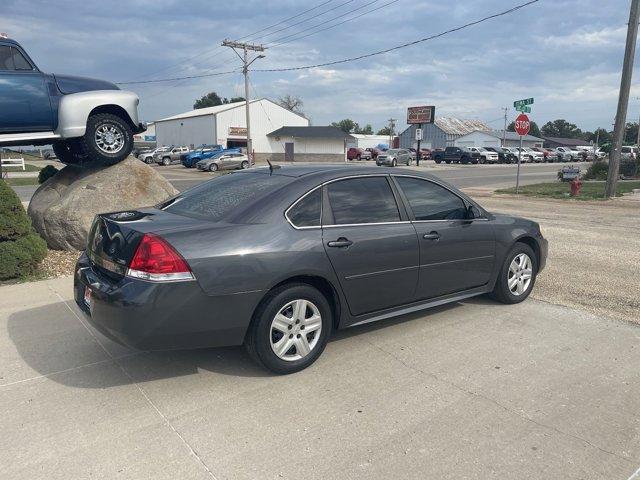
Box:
399;117;491;150
454;130;544;148
154;99;309;159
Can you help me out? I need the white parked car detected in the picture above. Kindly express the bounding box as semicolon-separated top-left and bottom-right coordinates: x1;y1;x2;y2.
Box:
517;147;544;163
467;147;499;164
554;147;579;162
620;145;638;160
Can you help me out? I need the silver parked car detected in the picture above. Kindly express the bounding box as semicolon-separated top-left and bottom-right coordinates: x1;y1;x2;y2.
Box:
139;146;169;164
155;146;190;166
376;148;412;167
196;152;252;172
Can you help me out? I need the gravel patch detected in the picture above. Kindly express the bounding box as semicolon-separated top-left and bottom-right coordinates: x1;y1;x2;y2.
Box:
477;195;640;324
40;249;80;278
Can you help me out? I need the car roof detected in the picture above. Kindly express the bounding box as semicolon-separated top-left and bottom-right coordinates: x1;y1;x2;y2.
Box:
0;38;20;46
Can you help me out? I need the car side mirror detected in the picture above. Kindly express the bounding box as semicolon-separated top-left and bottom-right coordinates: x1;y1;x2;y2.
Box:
466;205;481;219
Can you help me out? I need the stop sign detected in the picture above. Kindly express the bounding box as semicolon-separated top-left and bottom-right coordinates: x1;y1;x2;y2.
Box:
514;114;530;136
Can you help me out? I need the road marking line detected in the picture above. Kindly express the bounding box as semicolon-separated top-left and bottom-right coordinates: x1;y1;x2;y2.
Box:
48;284;218;480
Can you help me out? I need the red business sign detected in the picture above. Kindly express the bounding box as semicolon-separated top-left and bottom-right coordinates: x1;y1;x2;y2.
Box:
514;114;530;136
407;106;435;124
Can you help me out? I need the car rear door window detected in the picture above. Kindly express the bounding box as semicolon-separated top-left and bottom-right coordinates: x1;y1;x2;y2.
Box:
395;176;467;220
327;176;400;225
288;188;321;227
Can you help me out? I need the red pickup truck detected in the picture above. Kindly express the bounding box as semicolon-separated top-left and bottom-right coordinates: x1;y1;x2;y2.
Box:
347;147;372;161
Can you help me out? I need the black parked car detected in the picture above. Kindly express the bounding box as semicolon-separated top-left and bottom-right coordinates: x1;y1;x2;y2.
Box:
484;146;517;164
75;166;547;374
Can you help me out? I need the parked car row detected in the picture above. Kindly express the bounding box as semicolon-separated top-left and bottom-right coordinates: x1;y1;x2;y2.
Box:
136;144;244;168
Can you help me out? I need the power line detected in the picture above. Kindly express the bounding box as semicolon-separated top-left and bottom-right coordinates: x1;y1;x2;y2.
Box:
255;0;539;72
268;0;399;48
118;0;537;85
121;0;342;83
266;0;382;47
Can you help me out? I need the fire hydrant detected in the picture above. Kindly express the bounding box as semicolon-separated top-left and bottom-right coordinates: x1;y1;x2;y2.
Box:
570;176;583;196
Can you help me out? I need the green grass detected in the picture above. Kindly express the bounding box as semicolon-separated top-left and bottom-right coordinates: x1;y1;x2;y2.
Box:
495;181;640;200
1;163;42;172
2;177;39;186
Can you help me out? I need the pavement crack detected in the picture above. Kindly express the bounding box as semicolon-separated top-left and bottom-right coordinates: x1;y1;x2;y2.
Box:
365;337;635;465
48;283;219;480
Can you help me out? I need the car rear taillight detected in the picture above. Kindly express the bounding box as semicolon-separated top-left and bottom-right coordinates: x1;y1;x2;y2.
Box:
127;234;194;282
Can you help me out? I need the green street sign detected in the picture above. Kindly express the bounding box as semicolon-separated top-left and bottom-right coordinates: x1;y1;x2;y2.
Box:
514;97;534;107
515;105;531;113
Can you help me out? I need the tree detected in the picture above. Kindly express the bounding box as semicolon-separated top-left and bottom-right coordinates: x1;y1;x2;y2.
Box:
355;124;374;135
507;120;541;137
624;122;639;144
331;119;359;133
377;126;392;136
193;92;245;109
540;119;582;138
277;95;304;114
583;128;612;146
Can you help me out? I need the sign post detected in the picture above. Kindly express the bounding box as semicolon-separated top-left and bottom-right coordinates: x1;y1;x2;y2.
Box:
514;113;531;193
407;106;435;168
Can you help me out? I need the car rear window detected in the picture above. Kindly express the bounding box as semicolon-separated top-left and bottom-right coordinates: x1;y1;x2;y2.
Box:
160;172;289;221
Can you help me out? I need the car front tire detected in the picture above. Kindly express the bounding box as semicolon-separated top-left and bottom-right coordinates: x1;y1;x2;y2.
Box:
80;113;133;166
245;283;332;374
209;163;218;172
162;157;171;166
490;243;537;305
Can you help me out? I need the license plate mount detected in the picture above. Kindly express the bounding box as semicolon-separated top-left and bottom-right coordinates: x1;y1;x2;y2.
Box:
83;286;92;308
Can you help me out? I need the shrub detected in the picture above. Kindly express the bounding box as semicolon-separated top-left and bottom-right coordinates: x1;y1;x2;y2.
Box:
583;160;608;180
620;158;639;178
38;164;59;184
0;180;47;280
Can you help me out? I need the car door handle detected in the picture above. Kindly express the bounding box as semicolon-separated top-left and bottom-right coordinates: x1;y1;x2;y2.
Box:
422;232;440;241
327;238;353;248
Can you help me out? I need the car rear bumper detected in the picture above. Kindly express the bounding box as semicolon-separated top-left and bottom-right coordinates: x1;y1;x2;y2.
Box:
73;253;262;350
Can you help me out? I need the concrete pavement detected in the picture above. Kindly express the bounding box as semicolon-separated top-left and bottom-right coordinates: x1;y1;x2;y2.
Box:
2;276;639;479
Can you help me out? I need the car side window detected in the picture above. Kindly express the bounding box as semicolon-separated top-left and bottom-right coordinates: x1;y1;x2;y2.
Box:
288;188;322;228
327;177;400;225
395;177;468;221
0;46;14;70
11;48;32;70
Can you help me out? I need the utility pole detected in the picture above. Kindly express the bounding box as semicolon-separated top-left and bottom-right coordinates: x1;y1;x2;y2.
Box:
222;40;266;167
605;0;640;198
387;118;396;148
502;107;508;146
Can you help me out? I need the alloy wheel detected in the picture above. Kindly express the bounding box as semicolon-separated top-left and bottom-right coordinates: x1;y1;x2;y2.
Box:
508;253;533;296
95;123;125;154
270;299;322;361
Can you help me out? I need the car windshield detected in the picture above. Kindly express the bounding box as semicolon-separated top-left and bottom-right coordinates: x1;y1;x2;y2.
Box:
386;149;402;155
160;172;290;222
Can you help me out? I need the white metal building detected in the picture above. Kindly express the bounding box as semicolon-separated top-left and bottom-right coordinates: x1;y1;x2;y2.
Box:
454;130;544;148
154;99;309;155
267;126;355;162
347;134;390;150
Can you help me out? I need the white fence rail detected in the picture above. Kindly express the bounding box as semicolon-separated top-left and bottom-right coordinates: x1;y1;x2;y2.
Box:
1;157;26;171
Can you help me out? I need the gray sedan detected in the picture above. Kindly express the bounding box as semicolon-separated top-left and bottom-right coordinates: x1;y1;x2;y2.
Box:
196;153;251;171
74;165;547;374
376;148;413;166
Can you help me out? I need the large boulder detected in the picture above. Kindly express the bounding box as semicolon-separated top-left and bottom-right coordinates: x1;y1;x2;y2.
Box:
28;157;178;250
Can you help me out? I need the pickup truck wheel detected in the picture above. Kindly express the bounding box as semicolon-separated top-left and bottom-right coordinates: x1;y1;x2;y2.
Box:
162;157;171;166
81;113;133;166
479;156;485;164
52;140;88;165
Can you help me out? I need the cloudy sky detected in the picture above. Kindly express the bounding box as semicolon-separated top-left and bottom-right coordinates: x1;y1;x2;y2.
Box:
3;0;636;133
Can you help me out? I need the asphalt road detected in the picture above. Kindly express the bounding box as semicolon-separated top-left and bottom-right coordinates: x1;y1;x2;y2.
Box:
12;161;587;203
2;276;639;479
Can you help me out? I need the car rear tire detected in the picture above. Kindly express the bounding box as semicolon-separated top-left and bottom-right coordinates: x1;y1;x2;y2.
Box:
489;243;537;305
209;163;218;172
52;139;87;165
144;156;154;164
80;113;133;166
162;157;171;166
245;283;332;374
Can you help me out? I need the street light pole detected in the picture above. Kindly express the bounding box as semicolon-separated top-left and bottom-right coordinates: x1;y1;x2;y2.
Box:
222;40;266;168
605;0;640;198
